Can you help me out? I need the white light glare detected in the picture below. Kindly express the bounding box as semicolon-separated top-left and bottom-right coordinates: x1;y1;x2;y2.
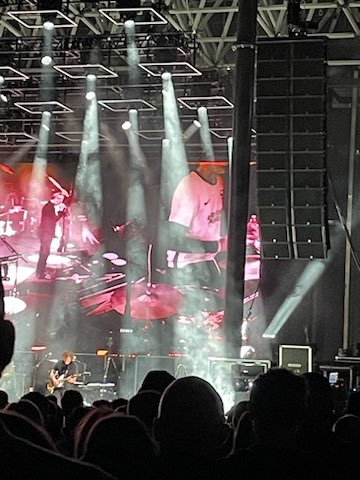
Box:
198;106;207;115
125;19;135;29
43;21;55;31
161;71;172;81
41;55;53;66
43;111;52;117
122;121;132;131
0;93;8;103
193;120;201;128
86;91;96;100
87;74;97;82
0;76;4;86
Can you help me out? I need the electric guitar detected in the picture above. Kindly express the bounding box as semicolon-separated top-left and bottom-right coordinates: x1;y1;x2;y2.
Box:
47;373;78;395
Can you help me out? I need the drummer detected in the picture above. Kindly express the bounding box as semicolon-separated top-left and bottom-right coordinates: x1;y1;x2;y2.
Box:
166;162;227;288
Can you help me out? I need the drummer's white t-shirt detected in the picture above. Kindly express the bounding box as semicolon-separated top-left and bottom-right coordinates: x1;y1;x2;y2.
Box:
167;171;224;268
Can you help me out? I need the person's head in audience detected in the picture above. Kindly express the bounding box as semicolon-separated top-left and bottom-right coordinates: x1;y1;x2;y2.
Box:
154;376;230;457
0;319;15;377
0;411;55;450
139;370;175;394
93;399;111;409
0;279;15;378
61;389;83;417
0;277;4;318
21;392;51;423
82;414;157;479
302;372;334;424
333;414;360;447
73;405;113;458
127;390;161;432
226;400;249;431
112;397;128;413
249;368;307;447
346;390;360;417
0;390;9;409
6;399;44;426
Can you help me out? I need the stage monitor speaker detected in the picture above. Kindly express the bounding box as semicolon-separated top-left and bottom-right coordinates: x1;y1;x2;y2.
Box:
279;344;312;374
208;357;271;398
256;38;329;259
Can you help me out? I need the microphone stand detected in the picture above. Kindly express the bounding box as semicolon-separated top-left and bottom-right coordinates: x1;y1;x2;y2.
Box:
30;351;52;392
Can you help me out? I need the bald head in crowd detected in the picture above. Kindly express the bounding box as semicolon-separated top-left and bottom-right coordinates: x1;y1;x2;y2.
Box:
154;376;229;455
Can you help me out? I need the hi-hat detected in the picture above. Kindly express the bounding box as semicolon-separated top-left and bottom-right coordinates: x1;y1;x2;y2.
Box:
110;281;184;320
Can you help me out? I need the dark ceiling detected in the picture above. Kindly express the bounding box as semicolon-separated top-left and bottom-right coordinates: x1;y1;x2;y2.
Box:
0;0;359;162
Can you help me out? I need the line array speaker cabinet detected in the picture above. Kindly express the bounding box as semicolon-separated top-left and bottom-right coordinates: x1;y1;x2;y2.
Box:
256;38;329;259
279;344;312;374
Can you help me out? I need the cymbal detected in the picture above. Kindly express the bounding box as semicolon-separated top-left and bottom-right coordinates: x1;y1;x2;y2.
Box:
0;163;14;175
110;281;184;320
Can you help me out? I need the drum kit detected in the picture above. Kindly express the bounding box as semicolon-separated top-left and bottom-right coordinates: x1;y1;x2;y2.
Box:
80;241;227;338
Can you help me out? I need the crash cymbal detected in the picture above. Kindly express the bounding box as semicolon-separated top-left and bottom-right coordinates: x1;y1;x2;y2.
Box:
110;281;184;320
111;258;127;266
102;252;118;260
0;163;14;175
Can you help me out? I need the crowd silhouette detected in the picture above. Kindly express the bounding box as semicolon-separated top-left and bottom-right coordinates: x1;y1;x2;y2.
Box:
1;280;360;479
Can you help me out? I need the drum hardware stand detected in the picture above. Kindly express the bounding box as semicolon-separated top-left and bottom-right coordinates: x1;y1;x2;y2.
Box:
0;235;28;295
102;331;120;384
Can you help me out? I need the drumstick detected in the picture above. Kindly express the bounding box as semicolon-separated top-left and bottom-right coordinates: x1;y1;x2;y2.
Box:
46;175;70;197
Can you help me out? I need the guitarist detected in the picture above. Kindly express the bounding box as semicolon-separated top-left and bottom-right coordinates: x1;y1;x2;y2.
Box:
48;351;78;406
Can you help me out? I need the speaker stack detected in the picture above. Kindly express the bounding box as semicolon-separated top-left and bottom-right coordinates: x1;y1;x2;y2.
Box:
256;38;329;259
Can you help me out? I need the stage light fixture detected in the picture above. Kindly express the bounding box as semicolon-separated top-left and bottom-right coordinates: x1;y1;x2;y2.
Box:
30;345;48;352
86;91;96;100
87;73;97;82
0;75;4;85
43;21;55;31
41;55;53;66
125;19;135;29
161;71;172;81
0;93;7;103
122;121;132;131
193;120;201;128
